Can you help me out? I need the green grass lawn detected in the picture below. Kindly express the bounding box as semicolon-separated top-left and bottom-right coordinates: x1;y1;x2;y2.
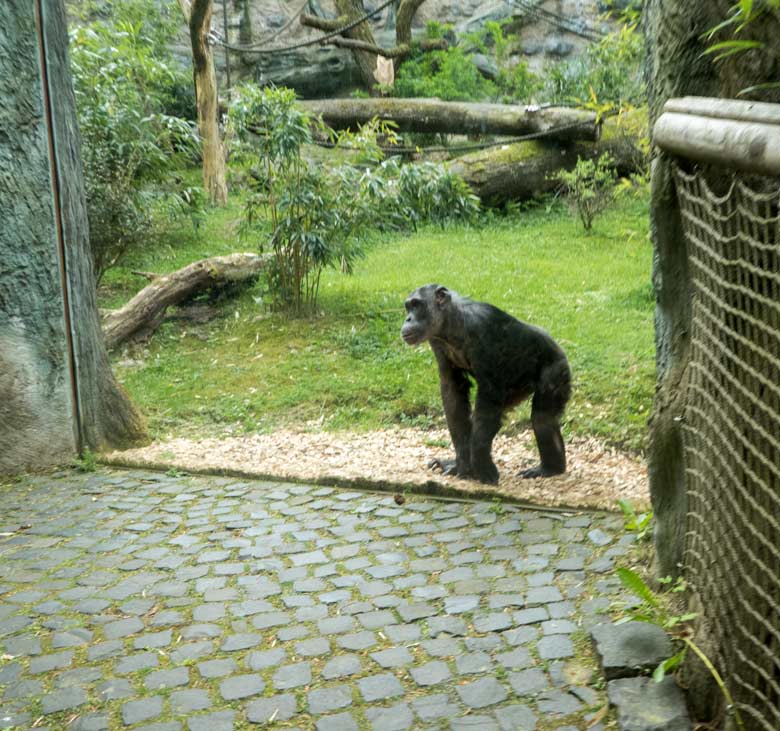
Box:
105;193;654;452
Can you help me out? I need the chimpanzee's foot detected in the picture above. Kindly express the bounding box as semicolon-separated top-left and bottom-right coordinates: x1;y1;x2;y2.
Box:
473;463;499;485
428;458;459;476
519;464;564;479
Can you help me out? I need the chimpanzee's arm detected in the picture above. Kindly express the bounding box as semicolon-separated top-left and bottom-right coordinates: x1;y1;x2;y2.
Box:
432;352;473;477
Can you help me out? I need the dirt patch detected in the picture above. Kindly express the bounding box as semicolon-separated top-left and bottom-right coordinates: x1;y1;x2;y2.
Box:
104;428;648;512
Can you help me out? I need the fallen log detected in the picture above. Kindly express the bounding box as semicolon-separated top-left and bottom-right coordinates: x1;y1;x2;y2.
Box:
300;98;601;142
450;114;646;205
102;253;269;350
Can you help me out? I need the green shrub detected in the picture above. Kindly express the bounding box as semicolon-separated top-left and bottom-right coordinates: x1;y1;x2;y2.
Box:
552;154;618;231
394;46;497;101
228;84;479;313
69;0;201;282
394;20;541;103
542;22;644;110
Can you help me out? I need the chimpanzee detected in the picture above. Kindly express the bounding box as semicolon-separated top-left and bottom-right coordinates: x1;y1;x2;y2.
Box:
401;284;571;485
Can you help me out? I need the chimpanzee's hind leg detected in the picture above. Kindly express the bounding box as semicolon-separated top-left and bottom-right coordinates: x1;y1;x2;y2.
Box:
520;359;571;479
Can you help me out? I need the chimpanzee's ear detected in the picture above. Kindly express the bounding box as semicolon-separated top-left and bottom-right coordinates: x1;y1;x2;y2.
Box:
434;286;450;308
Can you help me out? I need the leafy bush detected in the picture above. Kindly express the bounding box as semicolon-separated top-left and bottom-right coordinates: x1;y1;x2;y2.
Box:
552;154;618;231
228;84;479;314
69;0;201;282
394;20;540;103
542;22;644;111
394;46;498;101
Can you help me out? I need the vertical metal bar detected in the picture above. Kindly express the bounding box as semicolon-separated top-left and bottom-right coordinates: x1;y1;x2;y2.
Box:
34;0;84;453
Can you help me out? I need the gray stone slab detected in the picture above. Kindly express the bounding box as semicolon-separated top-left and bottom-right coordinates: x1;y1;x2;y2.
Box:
591;622;675;679
41;687;88;714
273;661;312;690
358;673;404;701
456;676;508;709
247;647;287;670
316;712;359;731
366;701;415;731
187;711;235;731
219;673;264;700
308;684;353;714
509;667;549;696
144;667;190;690
170;689;212;713
410;660;451;686
322;653;362;679
608;676;691;730
122;696;164;725
370;646;413;668
246;694;297;723
538;635;575;660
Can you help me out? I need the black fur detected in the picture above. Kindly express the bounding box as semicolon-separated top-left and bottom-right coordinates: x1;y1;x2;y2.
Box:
401;284;571;484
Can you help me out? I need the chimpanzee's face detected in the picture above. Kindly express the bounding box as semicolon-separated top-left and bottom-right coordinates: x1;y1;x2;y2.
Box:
401;290;430;345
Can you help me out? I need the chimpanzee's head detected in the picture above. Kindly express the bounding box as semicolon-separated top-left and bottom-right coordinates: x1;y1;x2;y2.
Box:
401;284;451;345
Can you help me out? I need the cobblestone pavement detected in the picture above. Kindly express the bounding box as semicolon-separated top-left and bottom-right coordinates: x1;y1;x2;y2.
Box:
0;469;634;731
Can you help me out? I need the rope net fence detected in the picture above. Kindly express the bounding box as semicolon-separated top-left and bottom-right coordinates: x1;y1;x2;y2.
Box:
674;165;780;729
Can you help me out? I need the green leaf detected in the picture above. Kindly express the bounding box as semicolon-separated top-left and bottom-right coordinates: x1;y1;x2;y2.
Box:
653;650;687;682
616;567;659;608
702;39;763;56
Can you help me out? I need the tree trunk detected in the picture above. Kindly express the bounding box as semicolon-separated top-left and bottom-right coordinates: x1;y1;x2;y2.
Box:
102;253;269;350
450;115;643;205
643;0;721;720
0;0;147;473
179;0;228;206
334;0;379;91
300;98;600;141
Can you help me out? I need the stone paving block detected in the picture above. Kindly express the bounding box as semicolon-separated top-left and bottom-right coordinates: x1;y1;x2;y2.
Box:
451;714;499;730
273;661;312;690
537;689;583;714
496;647;533;669
187;713;235;731
509;667;549;696
247;647;287;670
97;678;134;700
41;687;88;714
246;693;297;723
411;692;459;721
115;652;159;674
411;660;451;686
495;704;537;731
455;651;493;674
170;689;212;713
308;684;353;714
70;712;111;731
358;673;404;702
321;653;362;679
366;701;415;731
456;676;509;709
145;667;190;690
337;630;377;650
122;696;164;725
29;651;73;674
607;676;691;731
219;673;264;700
538;635;575;660
591;621;674;680
370;646;413;668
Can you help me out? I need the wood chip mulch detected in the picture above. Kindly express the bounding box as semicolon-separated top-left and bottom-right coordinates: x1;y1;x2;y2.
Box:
104;428;649;512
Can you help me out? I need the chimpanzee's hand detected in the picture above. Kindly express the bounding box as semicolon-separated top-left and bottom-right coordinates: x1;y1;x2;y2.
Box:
428;458;459;476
